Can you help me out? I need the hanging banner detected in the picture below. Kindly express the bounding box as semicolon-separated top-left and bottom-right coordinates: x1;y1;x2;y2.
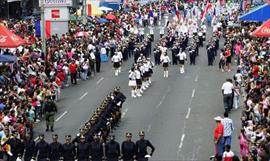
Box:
43;0;72;7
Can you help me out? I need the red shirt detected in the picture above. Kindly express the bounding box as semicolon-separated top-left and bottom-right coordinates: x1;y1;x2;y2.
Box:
252;65;259;78
57;71;65;81
69;63;77;74
214;123;224;141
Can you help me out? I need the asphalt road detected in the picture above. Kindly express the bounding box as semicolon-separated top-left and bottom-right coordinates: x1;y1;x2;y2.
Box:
34;17;242;160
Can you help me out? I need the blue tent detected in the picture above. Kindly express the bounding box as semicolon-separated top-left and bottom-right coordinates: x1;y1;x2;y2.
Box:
239;4;270;22
0;55;17;63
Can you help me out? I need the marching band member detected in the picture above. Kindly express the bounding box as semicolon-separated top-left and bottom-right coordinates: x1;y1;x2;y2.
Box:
128;66;137;98
177;48;187;74
112;52;122;76
160;53;171;78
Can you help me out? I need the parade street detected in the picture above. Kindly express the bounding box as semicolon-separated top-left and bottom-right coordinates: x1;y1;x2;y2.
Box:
32;22;242;160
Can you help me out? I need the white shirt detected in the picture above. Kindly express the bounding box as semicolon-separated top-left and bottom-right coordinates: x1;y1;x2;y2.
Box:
222;81;234;94
234;73;242;82
222;117;234;137
135;70;141;79
223;151;234;159
177;52;187;60
129;71;136;80
2;115;10;124
90;52;96;60
161;55;170;63
112;55;121;63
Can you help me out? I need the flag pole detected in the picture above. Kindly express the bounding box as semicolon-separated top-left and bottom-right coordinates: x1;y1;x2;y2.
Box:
41;0;46;56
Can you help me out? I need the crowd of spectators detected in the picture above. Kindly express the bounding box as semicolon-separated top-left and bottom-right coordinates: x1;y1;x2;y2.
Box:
224;21;270;160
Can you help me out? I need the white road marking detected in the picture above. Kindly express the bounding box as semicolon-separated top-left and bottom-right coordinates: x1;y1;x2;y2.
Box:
191;89;196;98
79;92;88;100
96;77;104;85
147;124;152;132
121;108;128;118
156;95;166;109
185;108;191;119
55;111;68;122
156;86;171;109
194;75;199;82
178;134;185;151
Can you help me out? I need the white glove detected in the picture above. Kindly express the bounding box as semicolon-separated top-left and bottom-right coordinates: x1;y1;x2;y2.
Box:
16;157;22;161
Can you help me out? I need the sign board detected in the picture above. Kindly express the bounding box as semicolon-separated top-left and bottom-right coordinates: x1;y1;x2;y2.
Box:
51;9;60;18
42;0;72;7
44;7;69;21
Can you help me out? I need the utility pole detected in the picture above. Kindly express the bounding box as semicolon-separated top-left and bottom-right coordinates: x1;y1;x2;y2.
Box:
41;0;46;56
82;0;87;24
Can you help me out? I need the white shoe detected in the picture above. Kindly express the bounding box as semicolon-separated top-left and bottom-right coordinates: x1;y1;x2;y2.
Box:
149;79;152;84
140;89;144;94
137;93;142;97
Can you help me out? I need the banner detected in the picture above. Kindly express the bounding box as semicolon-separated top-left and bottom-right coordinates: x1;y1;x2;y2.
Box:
43;0;72;7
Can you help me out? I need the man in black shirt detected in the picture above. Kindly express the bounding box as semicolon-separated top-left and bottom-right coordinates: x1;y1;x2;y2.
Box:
135;131;155;161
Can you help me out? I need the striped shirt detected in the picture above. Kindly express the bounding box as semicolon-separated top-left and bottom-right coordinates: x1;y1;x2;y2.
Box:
222;118;234;137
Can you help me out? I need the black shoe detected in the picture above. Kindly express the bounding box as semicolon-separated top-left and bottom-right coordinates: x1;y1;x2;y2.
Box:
46;128;49;132
51;129;54;132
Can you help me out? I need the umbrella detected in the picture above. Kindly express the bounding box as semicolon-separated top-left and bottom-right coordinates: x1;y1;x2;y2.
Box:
75;31;89;37
0;25;26;48
99;6;113;12
97;18;108;23
105;14;116;20
251;19;270;37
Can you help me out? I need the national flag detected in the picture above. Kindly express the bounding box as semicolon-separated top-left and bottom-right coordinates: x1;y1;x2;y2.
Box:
241;0;247;11
35;20;51;38
175;2;180;20
200;2;212;21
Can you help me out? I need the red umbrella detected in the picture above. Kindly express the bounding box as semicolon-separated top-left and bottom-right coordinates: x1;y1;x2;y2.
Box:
252;19;270;37
0;25;26;48
105;14;116;20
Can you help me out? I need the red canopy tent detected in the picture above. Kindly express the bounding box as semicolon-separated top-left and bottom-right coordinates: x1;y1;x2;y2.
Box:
252;19;270;37
0;25;26;48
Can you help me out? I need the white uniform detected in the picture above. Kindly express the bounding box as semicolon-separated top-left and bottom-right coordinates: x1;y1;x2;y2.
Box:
128;71;137;98
177;52;187;73
160;55;170;78
112;54;121;76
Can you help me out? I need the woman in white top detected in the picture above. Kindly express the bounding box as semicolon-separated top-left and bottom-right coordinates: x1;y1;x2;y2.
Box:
177;49;187;74
128;66;137;98
134;65;143;97
111;52;122;76
160;53;170;78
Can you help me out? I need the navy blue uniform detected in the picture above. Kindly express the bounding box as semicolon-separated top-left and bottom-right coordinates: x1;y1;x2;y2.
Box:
105;140;120;161
121;141;136;161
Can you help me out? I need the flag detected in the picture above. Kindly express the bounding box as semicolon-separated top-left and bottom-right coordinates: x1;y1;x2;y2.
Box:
149;4;154;17
175;2;180;20
241;0;247;11
45;21;51;38
201;2;212;21
35;20;51;38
